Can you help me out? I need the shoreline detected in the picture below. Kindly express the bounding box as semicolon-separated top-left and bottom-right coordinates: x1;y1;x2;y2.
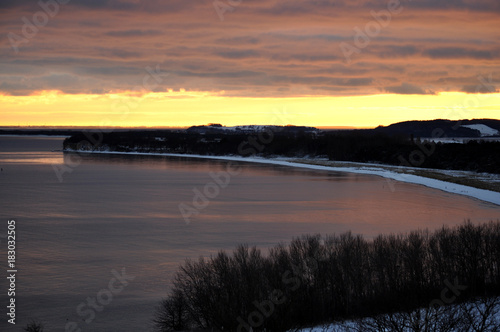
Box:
65;149;500;206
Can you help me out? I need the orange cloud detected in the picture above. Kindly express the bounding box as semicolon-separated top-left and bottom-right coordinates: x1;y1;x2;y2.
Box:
0;1;499;126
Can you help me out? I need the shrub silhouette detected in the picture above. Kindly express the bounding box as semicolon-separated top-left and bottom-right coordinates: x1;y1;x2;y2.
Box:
154;221;500;331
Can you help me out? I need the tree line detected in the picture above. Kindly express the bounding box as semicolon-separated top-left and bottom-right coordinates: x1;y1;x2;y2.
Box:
153;221;500;331
63;129;500;174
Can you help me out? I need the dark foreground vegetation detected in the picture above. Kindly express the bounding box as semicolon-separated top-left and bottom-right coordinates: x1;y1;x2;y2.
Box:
154;221;500;331
63;124;500;174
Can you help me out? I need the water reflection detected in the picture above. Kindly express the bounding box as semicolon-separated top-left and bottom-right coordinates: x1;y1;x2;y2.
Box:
0;152;63;164
63;151;354;179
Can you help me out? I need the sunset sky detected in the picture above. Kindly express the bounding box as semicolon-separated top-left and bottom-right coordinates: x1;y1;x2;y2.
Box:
1;0;499;128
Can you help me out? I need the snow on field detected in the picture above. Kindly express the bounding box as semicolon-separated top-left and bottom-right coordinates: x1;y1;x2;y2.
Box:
224;125;270;132
295;297;500;331
204;125;280;132
427;137;500;144
67;150;500;206
199;125;318;133
462;124;499;137
428;137;473;144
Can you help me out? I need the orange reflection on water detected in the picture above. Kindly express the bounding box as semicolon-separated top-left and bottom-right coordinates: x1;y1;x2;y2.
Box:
0;152;64;165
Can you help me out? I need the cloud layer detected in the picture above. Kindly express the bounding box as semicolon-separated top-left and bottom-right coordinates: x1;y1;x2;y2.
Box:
1;0;499;97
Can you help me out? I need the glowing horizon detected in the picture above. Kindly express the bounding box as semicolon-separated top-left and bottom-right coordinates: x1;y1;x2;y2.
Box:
1;90;499;128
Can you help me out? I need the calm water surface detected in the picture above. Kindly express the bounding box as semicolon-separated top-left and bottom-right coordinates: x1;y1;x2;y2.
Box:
0;136;498;331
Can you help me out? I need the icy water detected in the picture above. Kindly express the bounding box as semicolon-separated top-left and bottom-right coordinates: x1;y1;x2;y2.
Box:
0;136;499;331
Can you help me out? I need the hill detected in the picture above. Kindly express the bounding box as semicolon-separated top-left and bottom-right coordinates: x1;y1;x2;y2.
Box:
373;119;500;138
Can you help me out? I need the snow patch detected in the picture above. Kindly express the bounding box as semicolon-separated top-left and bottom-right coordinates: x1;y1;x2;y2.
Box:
296;297;500;331
462;124;499;137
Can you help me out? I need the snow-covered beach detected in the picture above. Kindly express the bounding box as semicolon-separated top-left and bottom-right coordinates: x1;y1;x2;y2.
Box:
65;149;500;207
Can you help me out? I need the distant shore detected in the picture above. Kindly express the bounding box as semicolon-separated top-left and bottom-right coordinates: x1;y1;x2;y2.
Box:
64;149;500;206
